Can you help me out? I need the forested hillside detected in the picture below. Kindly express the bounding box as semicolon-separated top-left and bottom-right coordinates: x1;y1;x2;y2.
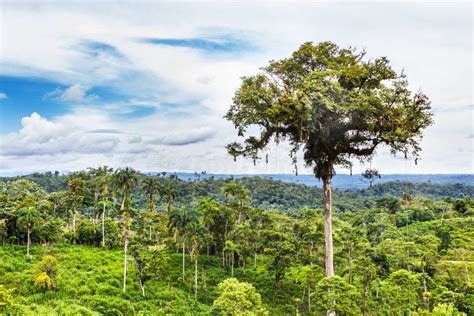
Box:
1;172;472;210
0;168;473;315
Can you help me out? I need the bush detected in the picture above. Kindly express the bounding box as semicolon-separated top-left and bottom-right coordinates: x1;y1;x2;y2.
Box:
213;278;268;315
38;219;63;243
0;285;15;310
33;255;58;291
77;221;100;245
35;272;54;290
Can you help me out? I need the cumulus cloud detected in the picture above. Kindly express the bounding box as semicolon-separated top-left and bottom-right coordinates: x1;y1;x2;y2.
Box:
44;84;99;103
0;111;118;157
0;92;7;100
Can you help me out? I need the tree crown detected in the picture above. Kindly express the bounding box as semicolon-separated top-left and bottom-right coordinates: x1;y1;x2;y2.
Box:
225;41;433;179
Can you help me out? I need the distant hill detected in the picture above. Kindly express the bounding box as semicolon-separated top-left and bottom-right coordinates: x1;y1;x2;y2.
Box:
164;172;474;190
1;172;472;211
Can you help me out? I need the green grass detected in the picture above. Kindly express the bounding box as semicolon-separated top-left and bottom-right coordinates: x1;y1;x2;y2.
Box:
0;244;298;315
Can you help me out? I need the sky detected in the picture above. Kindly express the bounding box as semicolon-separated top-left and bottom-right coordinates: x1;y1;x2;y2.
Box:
0;1;472;175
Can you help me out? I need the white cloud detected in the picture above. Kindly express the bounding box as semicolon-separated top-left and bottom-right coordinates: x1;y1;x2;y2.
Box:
44;84;98;102
0;92;7;100
0;2;472;174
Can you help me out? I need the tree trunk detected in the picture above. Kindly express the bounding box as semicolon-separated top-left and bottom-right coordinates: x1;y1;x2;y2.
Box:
101;205;106;247
27;226;31;256
123;232;128;294
182;241;186;282
72;211;76;244
231;252;234;277
140;279;145;297
254;251;257;270
194;258;198;300
308;285;311;313
348;244;353;284
323;176;334;278
323;175;335;316
362;282;368;315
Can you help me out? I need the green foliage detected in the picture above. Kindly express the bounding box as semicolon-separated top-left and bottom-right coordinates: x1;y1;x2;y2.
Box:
77;221;100;245
34;272;54;290
312;276;360;315
213;278;268;315
432;303;466;316
225;41;432;179
0;167;472;314
380;269;422;313
34;255;58;291
130;242;169;297
0;285;15;310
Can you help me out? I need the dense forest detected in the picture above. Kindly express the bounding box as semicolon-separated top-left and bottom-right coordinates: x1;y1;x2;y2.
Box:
0;168;473;315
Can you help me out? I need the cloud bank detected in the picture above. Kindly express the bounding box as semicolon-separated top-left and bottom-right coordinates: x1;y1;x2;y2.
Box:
0;1;472;175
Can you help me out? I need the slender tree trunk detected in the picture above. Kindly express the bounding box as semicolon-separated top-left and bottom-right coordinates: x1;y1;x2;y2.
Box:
323;175;335;316
231;252;234;277
363;282;369;315
182;241;186;282
140;280;145;297
308;285;311;313
101;205;105;247
194;258;198;300
121;195;126;212
72;211;76;244
254;250;257;269
123;232;128;294
27;226;31;256
348;245;353;284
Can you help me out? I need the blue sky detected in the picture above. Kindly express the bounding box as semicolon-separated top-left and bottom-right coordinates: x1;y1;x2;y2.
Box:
0;1;472;175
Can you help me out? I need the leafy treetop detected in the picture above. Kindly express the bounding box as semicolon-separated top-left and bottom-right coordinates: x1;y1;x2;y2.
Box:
225;41;433;179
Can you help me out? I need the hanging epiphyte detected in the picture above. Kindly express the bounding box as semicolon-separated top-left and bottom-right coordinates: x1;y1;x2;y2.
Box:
266;153;269;164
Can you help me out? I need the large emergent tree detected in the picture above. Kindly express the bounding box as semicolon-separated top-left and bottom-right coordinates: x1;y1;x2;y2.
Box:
225;42;433;283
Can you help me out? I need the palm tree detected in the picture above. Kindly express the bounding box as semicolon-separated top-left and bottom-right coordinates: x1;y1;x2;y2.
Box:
160;183;176;214
113;167;139;294
224;240;241;277
96;166;113;247
196;196;220;255
66;173;86;244
168;207;199;281
222;182;250;224
17;206;40;256
142;177;159;213
220;205;234;267
186;222;205;299
112;167;139;212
